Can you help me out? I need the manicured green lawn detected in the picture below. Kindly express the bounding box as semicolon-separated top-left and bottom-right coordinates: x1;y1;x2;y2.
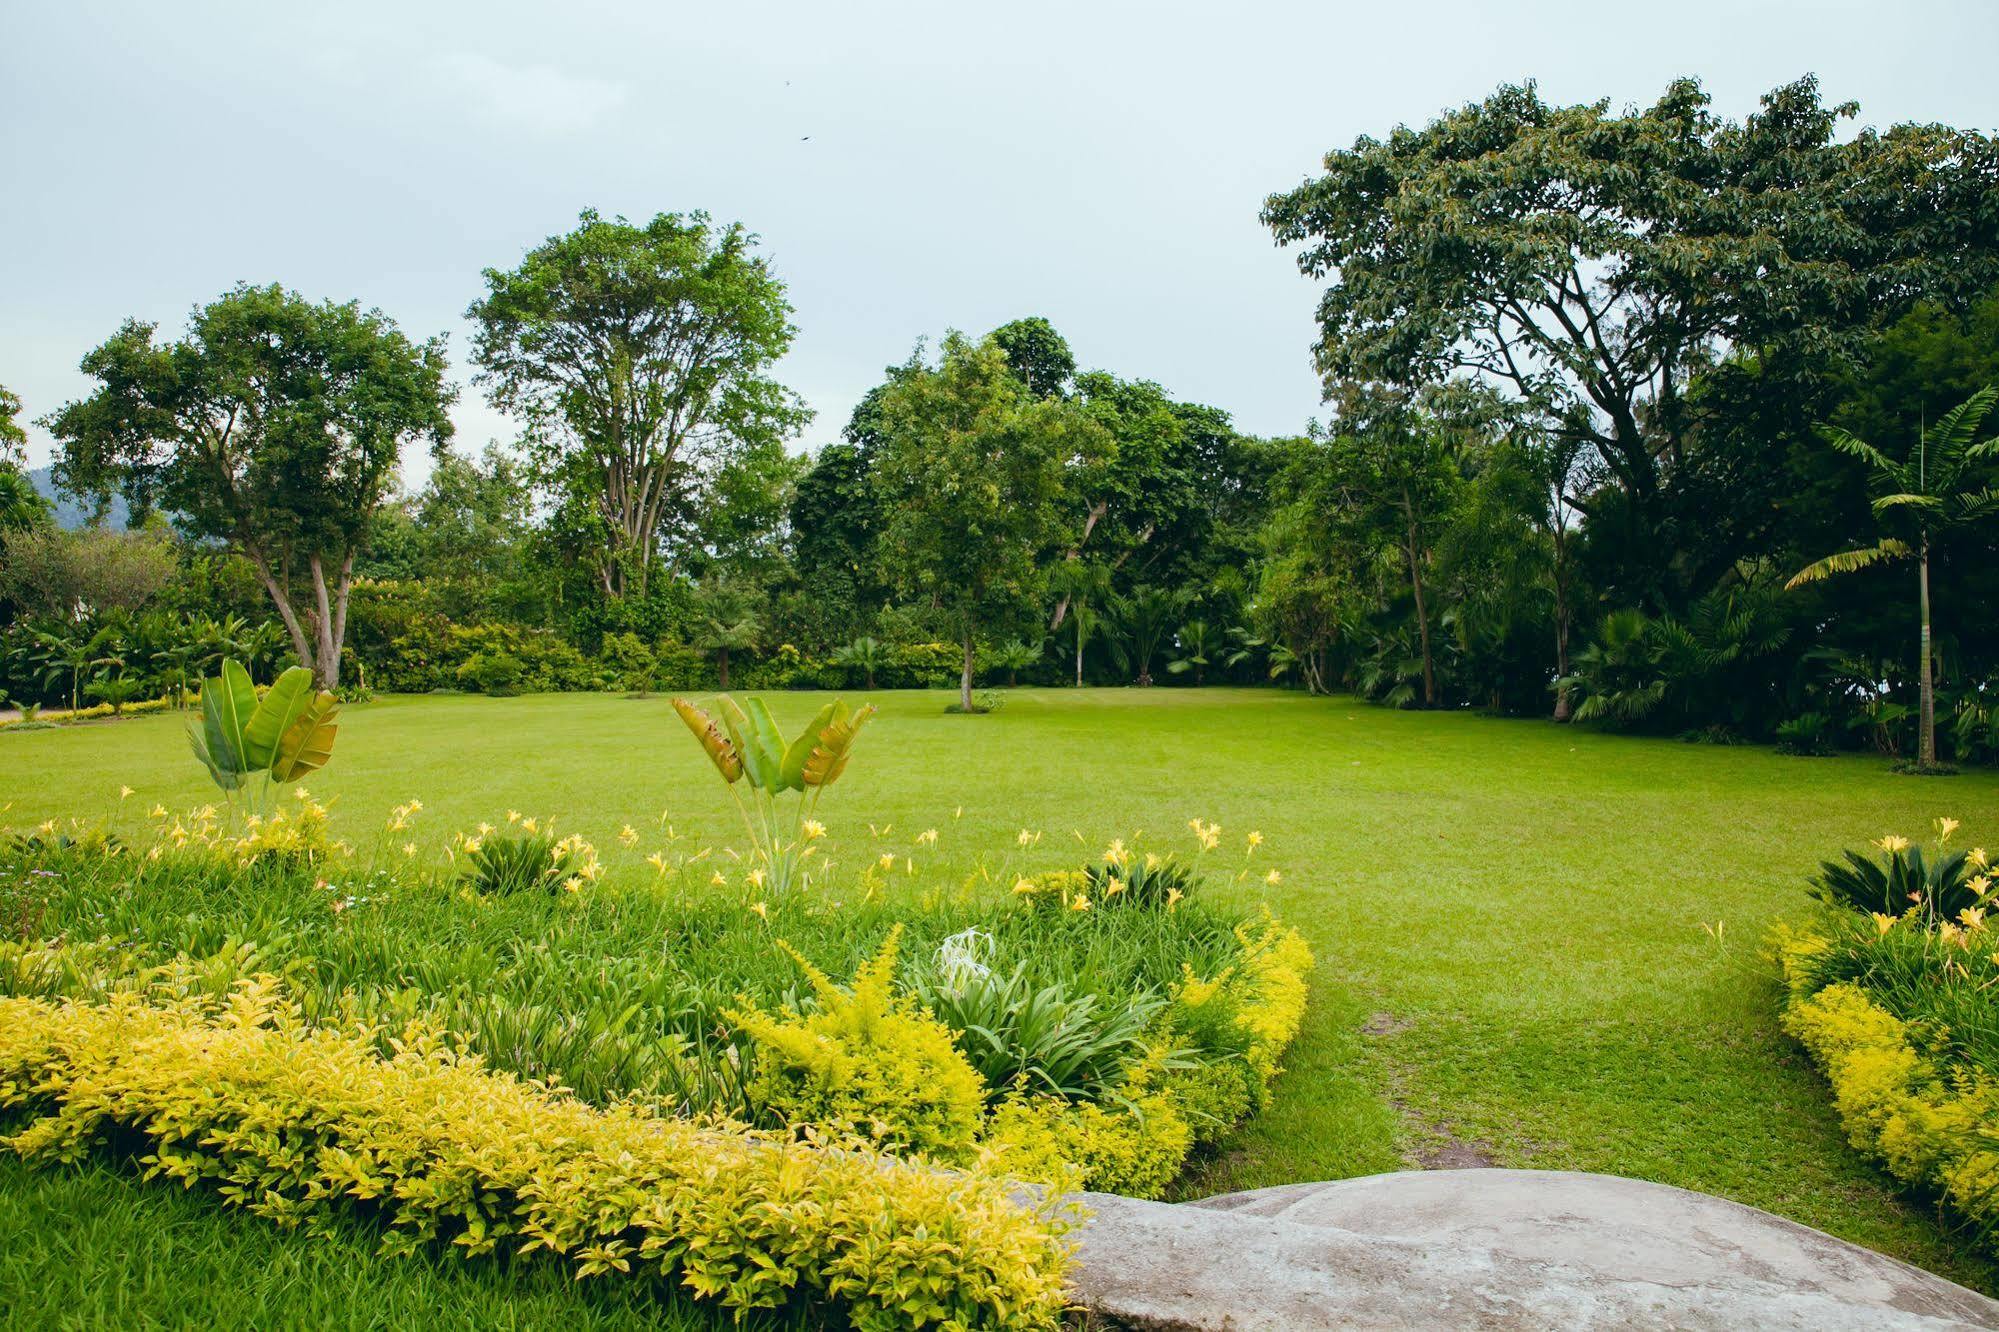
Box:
4;685;1997;1316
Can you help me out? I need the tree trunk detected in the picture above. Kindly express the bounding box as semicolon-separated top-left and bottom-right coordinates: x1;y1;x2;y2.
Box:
960;629;976;711
1074;617;1085;687
865;667;876;689
251;551;319;685
1918;535;1936;767
1404;520;1436;706
718;647;731;692
1552;603;1572;722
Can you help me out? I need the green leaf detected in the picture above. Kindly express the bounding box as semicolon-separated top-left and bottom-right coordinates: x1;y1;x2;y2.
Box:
187;717;244;792
270;690;340;783
211;659;259;772
716;696;780;791
742;698;796;792
779;702;837;792
243;667;314;771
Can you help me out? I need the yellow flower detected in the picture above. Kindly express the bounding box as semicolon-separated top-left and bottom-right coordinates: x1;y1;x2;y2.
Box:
917;828;939;846
1011;876;1037;896
710;870;727;886
746;868;766;889
1265;868;1282;886
463;837;482;854
1875;835;1912;854
1937;817;1961;843
1070;894;1091;912
749;900;768;920
560;876;583;894
1166;886;1183;911
1960;906;1987;932
1105;876;1126;897
878;852;896;870
647;852;668;874
118;785;134;800
1971;847;1990;870
148;803;167;819
1016;828;1038;847
1246;830;1263;851
619;824;639;847
1872;911;1897;936
1103;838;1130;868
802;819;827;841
402;842;417;857
505;810;520;824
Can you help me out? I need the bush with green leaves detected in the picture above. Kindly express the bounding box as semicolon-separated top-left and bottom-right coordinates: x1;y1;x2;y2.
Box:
185;660;340;808
458;832;581;896
911;929;1163;1102
1810;820;1991;923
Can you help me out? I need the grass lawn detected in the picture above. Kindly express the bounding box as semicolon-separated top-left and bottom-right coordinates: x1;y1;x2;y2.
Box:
4;685;1997;1319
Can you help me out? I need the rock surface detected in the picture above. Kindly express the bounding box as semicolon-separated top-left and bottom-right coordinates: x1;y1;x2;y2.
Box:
1067;1169;1999;1330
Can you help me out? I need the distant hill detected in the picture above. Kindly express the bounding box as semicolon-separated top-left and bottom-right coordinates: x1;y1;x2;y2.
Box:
28;466;130;530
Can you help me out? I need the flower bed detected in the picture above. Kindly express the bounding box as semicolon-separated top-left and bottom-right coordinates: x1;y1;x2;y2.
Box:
1777;821;1999;1253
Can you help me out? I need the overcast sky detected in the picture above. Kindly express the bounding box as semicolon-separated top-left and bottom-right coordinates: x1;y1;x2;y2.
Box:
5;0;1996;484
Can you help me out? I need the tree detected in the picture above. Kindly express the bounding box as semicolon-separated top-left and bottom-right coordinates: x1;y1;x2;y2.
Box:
691;577;760;691
468;211;806;600
0;466;50;534
47;284;453;688
1315;387;1465;705
1787;387;1999;769
1107;585;1185;687
0;383;26;462
1048;558;1111;687
0;522;177;618
1167;619;1215;685
991;638;1041;687
872;334;1075;711
1264;76;1999;605
990;317;1076;398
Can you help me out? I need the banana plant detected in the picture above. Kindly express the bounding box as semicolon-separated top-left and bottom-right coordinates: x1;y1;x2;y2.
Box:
187;659;341;807
671;694;876;893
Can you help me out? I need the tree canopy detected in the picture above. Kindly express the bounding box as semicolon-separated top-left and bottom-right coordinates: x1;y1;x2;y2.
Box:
467;210;807;599
46;283;453;686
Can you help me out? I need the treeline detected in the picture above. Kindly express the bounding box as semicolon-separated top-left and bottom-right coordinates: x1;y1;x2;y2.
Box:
2;75;1997;763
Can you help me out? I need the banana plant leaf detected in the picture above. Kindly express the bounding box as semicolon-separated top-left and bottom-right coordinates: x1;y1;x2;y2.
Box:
779;702;838;792
719;696;785;791
242;667;314;771
270;689;340;782
671;698;743;782
802;702;876;788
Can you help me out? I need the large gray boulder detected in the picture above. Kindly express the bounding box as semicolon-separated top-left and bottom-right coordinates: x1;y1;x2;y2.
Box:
1067;1169;1999;1330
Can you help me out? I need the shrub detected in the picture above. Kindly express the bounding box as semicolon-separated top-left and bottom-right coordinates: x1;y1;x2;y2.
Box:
1082;853;1202;910
457;649;527;695
0;983;1074;1330
912;936;1163;1102
1776;711;1835;756
458;832;582;896
731;928;987;1161
1809;822;1991;923
982;1085;1191;1198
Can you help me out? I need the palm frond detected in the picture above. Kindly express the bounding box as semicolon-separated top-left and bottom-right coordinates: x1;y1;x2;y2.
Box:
1870;492;1944;515
1786;539;1911;589
1818;424;1905;484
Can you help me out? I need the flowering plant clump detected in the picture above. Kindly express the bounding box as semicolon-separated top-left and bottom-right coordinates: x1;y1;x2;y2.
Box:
1779;814;1999;1257
671;694;875;894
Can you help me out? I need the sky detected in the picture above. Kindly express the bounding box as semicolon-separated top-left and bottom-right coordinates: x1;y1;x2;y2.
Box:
4;0;1996;485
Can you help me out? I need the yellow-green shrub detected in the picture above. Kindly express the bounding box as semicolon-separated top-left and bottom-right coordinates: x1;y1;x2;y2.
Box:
1169;911;1313;1111
732;927;986;1161
982;1085;1192;1198
1780;969;1999;1251
0;982;1074;1330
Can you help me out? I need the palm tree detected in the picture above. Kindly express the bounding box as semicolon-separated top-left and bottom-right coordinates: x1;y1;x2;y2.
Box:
693;579;761;691
1788;386;1999;770
0;466;50;533
991;638;1041;687
832;636;885;690
1049;560;1111;688
33;624;118;713
1167;619;1215;685
1108;586;1185;687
